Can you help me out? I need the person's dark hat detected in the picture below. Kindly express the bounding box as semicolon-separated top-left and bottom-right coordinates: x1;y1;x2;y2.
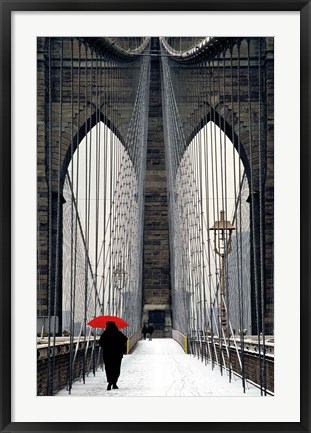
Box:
106;321;118;330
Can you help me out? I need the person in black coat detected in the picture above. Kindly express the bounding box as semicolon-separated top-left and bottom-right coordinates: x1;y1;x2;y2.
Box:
147;325;154;341
142;324;148;340
99;321;128;391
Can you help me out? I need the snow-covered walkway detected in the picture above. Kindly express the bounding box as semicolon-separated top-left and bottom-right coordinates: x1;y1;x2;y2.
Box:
57;338;261;397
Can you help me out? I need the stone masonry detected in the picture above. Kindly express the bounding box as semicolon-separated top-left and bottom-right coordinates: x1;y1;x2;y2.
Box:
142;38;172;338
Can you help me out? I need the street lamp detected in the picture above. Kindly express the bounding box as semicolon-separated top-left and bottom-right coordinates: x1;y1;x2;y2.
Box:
113;264;127;315
209;210;235;332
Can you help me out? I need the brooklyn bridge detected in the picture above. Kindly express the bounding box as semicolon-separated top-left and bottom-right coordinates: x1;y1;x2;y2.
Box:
36;36;274;396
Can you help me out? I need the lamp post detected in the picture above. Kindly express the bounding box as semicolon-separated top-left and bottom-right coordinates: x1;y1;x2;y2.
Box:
113;264;127;315
209;210;235;334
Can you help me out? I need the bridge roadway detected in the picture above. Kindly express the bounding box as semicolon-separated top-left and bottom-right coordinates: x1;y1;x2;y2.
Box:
56;338;261;397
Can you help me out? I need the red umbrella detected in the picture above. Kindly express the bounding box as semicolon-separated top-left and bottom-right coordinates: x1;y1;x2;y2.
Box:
87;315;128;329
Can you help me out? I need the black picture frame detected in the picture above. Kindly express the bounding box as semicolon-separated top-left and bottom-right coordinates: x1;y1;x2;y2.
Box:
1;1;310;432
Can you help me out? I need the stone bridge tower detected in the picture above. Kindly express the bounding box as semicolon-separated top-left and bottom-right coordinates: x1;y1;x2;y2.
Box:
142;38;172;337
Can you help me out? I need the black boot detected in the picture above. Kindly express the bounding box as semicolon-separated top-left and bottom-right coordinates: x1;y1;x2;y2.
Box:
107;383;112;391
113;383;119;389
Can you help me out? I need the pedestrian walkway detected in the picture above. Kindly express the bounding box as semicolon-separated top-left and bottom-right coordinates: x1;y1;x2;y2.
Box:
56;338;261;397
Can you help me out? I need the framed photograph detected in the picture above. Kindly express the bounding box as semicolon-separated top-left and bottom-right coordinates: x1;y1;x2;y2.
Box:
1;0;309;432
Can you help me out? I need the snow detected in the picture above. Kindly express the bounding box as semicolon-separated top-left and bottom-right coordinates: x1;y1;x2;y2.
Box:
56;338;262;397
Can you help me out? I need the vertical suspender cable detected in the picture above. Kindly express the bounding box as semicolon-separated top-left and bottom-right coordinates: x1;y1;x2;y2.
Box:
93;48;100;376
68;37;74;394
217;51;226;352
205;55;214;369
198;55;207;360
83;42;88;384
201;57;214;368
222;45;233;382
71;40;82;388
258;37;267;395
108;56;113;316
215;52;225;375
51;37;64;394
101;50;107;315
247;38;262;393
231;41;245;392
207;55;214;368
111;57;117;316
237;40;246;392
210;52;220;369
85;47;94;376
47;37;53;396
99;49;106;368
200;57;208;364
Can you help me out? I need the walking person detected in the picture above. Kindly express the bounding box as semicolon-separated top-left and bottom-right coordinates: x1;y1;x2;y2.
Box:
147;324;154;341
99;321;128;391
142;324;148;340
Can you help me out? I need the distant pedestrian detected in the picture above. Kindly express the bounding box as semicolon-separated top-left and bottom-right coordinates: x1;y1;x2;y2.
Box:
147;325;154;341
142;324;148;340
99;321;128;391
